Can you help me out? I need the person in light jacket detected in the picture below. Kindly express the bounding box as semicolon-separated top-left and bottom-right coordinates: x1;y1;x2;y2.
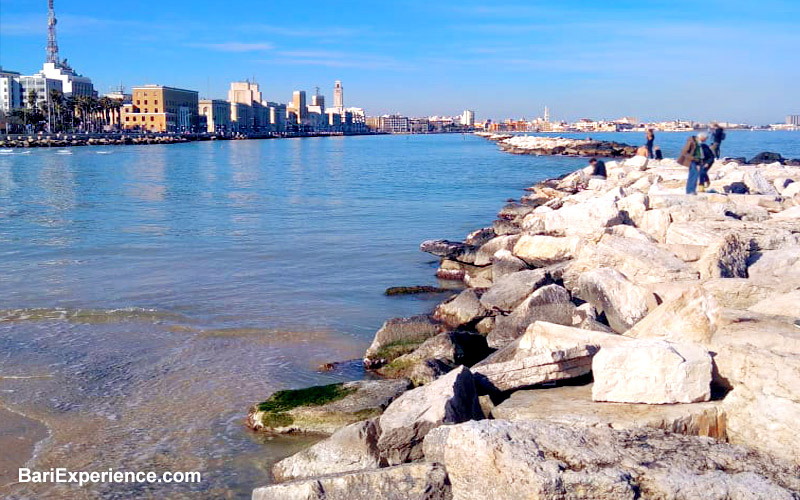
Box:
677;132;708;194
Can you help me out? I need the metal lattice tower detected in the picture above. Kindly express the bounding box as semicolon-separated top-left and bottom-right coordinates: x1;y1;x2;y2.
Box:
46;0;59;64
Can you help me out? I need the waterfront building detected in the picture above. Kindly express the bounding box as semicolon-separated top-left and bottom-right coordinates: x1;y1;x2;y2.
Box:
365;116;381;131
410;118;430;134
461;109;475;127
0;67;23;112
344;107;366;133
289;90;307;124
333;80;343;110
121;85;199;132
311;93;325;111
787;115;800;126
325;109;342;129
265;101;286;133
17;75;62;108
230;102;253;133
381;114;410;133
199;99;231;133
104;89;132;104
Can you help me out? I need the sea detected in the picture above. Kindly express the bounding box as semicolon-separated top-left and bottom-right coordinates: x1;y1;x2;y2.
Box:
0;130;797;498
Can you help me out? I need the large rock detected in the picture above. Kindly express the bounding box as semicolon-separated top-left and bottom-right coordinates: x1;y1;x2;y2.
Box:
511;235;583;267
577;268;651;333
273;419;381;482
696;232;749;279
378;332;490;386
492;384;726;439
748;246;800;290
377;366;482;465
592;339;712;404
473;235;519;266
478;269;547;312
563;235;697;291
474;322;628;393
701;278;776;309
626;286;721;345
667;219;800;252
748;289;800;317
253;463;451;500
639;208;672;242
523;197;624;237
432;289;487;329
248;379;411;434
487;284;576;348
419;239;478;264
489;249;528;279
365;316;445;365
710;315;800;463
422;420;800;500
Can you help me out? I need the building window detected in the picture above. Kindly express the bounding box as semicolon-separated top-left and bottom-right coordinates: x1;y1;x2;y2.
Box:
144;100;148;105
155;100;158;105
151;116;154;121
136;100;140;105
154;109;158;113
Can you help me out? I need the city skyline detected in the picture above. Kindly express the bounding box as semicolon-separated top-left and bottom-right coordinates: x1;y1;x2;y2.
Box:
1;0;798;124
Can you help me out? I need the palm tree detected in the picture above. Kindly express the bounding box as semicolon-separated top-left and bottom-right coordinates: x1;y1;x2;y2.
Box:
48;89;64;132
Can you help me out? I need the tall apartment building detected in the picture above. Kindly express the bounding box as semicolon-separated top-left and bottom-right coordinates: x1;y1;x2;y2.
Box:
381;114;410;133
0;68;23;112
311;93;325;111
121;85;199;132
17;75;63;108
199;99;232;133
787;115;800;126
461;109;475;127
265;101;286;133
291;90;307;124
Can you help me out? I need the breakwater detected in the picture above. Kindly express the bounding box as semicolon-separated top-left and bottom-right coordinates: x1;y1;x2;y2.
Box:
248;152;800;499
0;131;376;148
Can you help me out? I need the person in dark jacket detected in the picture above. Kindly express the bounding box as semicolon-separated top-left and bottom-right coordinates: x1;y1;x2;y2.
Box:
677;133;708;194
589;158;606;178
645;129;655;159
710;124;725;159
698;142;715;191
654;146;663;160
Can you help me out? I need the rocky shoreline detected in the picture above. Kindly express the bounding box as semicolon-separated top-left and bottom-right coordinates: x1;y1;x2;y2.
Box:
246;152;800;499
476;132;639;157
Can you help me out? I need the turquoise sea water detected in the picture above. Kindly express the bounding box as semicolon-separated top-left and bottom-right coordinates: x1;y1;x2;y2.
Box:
0;131;796;498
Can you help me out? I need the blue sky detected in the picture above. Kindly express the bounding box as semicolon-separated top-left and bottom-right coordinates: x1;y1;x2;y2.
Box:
1;0;798;123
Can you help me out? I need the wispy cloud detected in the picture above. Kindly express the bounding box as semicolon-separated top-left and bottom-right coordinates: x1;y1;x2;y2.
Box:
257;49;413;70
188;42;274;52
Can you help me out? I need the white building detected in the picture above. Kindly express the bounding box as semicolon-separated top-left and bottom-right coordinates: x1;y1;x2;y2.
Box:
461;109;475;127
17;75;63;108
333;80;343;109
0;67;23;112
36;61;94;97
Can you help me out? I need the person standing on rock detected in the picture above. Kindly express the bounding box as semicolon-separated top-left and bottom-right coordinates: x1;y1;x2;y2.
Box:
710;124;726;159
645;129;655;158
698;141;715;192
678;132;708;194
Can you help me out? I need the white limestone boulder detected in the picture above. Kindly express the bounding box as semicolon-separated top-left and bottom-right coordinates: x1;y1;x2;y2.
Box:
592;339;712;404
577;268;651;333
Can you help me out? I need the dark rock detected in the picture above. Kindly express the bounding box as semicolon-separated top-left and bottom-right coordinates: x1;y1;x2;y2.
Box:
364;316;445;367
384;286;450;296
419;239;478;263
748;151;784;164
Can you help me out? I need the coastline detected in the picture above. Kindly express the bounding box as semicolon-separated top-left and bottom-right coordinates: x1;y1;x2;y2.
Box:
248;146;800;499
0;131;381;149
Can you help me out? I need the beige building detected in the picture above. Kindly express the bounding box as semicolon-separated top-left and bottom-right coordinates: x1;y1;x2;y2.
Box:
291;90;306;124
199;99;231;133
122;85;199;132
230;102;253;133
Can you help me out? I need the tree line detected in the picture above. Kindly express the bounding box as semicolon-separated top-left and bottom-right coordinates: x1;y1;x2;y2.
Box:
0;89;125;134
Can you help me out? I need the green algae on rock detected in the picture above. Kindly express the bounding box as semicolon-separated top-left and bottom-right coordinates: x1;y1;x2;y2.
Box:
247;379;411;435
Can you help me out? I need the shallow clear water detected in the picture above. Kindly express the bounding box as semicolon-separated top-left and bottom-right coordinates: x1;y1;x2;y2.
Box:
0;131;796;498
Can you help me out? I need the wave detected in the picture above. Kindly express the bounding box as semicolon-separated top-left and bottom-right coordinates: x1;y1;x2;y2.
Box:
0;307;189;325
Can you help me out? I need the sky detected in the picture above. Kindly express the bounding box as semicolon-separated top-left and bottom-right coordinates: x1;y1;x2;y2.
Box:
1;0;798;124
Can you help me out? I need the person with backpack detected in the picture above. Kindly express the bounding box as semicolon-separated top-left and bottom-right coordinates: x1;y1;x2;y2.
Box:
710;124;725;159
